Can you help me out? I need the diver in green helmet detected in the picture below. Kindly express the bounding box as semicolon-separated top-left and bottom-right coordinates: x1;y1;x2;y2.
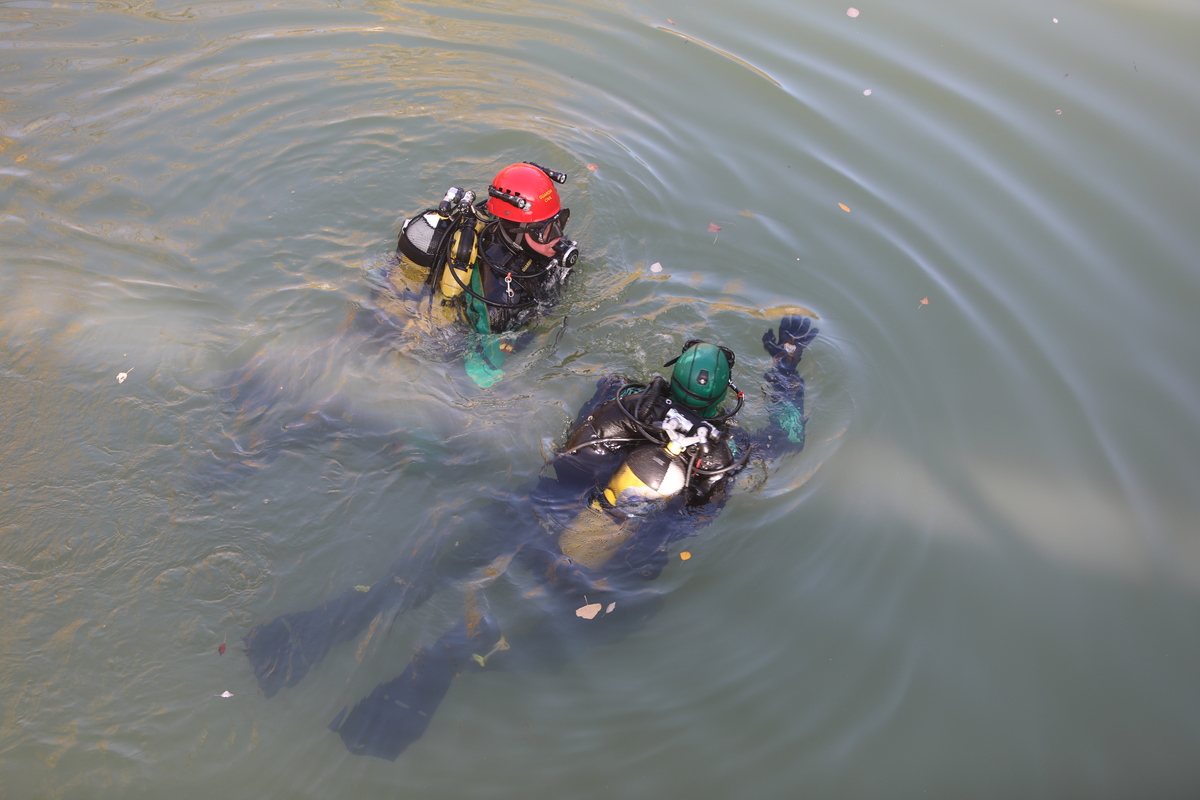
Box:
243;315;818;761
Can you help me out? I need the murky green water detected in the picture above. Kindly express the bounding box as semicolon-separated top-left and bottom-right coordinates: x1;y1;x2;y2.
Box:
3;0;1200;797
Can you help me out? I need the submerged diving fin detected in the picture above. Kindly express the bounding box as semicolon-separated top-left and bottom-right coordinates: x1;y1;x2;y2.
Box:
329;615;499;760
244;577;418;698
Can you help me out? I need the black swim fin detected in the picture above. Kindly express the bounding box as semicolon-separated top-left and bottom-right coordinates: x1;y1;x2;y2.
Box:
329;615;499;760
245;577;416;698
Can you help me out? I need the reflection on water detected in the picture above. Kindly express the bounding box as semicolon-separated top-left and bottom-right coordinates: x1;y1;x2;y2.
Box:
3;0;1200;796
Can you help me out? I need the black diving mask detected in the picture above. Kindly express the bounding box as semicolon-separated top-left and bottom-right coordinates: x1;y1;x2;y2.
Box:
528;208;570;244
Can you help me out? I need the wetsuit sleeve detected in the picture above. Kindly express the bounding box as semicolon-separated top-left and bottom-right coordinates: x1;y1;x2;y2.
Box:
742;316;818;462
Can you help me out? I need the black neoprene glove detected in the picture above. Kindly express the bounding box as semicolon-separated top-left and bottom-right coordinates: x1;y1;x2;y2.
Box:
762;316;818;373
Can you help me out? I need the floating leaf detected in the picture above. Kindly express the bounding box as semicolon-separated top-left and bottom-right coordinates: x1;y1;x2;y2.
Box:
218;642;226;656
680;551;692;561
587;163;598;171
919;297;929;307
116;368;132;384
471;635;511;667
838;203;851;212
576;603;602;619
667;18;676;24
707;222;722;233
649;261;663;273
354;585;371;593
847;7;860;17
606;602;616;613
863;89;872;96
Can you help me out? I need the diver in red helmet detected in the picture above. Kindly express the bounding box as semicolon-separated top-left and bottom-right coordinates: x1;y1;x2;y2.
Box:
388;161;580;387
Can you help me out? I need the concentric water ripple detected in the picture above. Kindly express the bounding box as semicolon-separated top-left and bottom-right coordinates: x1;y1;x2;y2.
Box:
3;0;1200;797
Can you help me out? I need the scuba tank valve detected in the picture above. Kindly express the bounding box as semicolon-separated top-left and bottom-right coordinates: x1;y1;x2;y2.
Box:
438;187;478;216
658;408;714;454
439;187;464;215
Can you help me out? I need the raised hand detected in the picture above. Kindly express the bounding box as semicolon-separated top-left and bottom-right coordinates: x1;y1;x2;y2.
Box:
762;316;818;372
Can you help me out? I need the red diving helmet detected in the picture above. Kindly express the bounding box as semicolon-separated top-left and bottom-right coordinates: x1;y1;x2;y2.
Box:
487;162;563;223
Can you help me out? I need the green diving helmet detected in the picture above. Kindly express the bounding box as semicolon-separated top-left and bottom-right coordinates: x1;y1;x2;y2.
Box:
664;340;735;418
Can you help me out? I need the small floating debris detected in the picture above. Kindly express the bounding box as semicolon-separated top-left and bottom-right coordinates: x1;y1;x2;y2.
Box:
576;603;602;619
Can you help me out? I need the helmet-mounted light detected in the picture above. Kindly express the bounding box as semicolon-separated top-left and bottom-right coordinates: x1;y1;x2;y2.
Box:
487;186;531;211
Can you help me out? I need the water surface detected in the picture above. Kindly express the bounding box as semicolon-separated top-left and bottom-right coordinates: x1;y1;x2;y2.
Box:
3;0;1200;797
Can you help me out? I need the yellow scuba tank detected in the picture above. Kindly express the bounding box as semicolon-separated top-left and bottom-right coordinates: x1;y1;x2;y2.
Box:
602;408;715;507
602;444;689;507
437;219;483;299
559;443;689;570
396;187;488;300
558;405;715;570
558;503;637;569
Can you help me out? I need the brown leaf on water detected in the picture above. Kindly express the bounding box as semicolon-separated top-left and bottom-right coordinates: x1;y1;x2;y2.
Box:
838;203;851;212
587;164;598;171
708;222;722;232
919;297;930;307
680;551;692;561
576;603;602;619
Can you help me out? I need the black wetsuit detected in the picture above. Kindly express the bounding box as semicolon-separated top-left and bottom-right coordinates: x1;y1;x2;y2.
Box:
468;220;573;334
